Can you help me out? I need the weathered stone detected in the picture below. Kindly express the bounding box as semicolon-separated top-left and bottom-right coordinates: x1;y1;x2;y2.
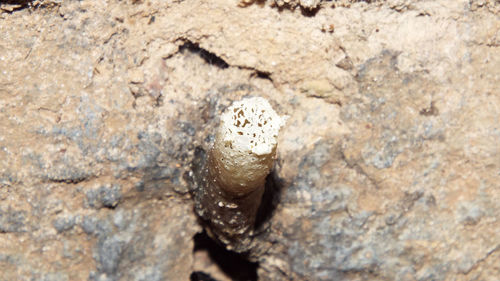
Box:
52;215;76;233
0;208;26;233
0;0;498;280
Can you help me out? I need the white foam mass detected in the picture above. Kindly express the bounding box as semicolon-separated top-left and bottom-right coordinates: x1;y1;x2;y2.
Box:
220;97;286;156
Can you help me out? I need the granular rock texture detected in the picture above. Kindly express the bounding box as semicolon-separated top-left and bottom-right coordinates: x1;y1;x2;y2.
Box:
0;0;499;280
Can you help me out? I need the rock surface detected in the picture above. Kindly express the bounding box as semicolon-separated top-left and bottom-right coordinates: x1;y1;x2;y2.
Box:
0;0;499;280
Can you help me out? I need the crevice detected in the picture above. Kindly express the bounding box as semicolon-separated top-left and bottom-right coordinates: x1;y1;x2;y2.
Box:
268;1;322;15
192;231;259;281
419;101;439;116
0;0;59;13
1;0;32;3
179;41;229;69
1;0;31;13
250;70;273;83
463;244;500;275
190;271;218;281
254;169;283;232
45;175;92;185
300;5;321;17
176;39;276;85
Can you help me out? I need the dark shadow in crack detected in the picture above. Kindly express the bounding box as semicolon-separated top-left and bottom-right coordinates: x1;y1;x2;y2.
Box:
179;41;229;69
254;169;284;232
192;231;258;281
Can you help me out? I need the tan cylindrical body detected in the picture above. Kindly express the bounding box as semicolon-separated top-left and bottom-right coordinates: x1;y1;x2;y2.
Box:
194;97;286;252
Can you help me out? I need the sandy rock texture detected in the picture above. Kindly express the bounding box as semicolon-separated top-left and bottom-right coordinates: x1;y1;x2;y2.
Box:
0;0;499;280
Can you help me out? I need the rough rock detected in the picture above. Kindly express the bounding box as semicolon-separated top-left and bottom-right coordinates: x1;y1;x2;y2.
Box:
0;0;499;280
